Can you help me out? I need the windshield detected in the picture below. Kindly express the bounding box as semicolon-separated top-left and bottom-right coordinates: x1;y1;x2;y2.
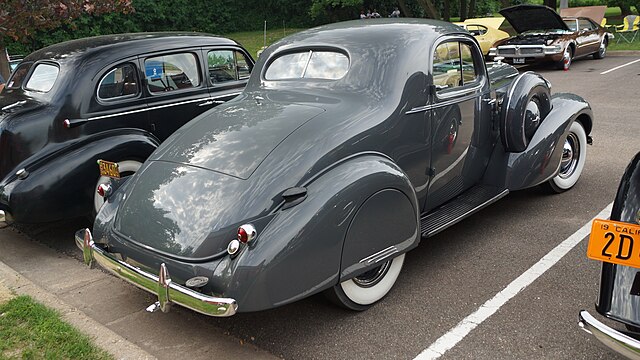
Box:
521;28;569;35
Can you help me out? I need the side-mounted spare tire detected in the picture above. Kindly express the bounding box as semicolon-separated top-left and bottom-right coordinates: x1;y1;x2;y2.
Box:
500;72;552;153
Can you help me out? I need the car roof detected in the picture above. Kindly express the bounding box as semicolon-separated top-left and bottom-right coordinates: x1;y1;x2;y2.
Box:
23;32;239;64
269;18;467;51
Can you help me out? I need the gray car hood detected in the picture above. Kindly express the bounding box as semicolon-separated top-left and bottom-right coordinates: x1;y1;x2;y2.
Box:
500;5;569;33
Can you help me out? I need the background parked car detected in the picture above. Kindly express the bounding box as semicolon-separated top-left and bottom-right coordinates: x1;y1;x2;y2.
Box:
0;32;254;226
454;17;510;56
489;5;613;69
77;19;593;317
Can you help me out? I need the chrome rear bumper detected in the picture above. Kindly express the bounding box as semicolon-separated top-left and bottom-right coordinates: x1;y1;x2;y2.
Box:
579;310;640;360
75;228;237;317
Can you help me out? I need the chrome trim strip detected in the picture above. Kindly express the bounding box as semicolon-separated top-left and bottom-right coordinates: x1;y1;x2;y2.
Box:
1;100;26;112
87;92;242;121
359;246;399;265
406;89;490;115
579;310;640;360
75;228;237;317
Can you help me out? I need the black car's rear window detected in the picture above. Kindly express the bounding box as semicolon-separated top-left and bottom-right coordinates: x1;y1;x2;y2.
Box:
265;50;349;80
24;63;59;92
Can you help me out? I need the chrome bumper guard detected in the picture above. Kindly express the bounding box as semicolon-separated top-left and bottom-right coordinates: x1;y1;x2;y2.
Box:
75;228;237;317
579;310;640;360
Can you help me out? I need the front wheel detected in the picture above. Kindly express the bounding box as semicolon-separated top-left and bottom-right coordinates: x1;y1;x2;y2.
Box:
326;254;405;311
545;121;587;193
555;46;573;70
93;159;142;215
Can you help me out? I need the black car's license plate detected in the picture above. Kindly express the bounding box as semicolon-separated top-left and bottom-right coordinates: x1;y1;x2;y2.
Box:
98;160;120;178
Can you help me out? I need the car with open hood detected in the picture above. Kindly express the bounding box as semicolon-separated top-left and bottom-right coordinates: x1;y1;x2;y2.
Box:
0;33;253;227
489;5;613;69
454;17;510;56
76;19;594;317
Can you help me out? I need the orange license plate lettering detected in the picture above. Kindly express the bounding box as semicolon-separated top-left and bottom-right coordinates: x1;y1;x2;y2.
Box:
98;160;120;179
587;219;640;268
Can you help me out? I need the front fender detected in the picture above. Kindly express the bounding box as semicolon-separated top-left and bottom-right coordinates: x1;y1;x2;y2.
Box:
0;132;158;222
214;154;420;312
484;92;593;190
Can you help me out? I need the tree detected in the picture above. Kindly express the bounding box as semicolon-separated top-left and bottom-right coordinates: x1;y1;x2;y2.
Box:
0;0;133;79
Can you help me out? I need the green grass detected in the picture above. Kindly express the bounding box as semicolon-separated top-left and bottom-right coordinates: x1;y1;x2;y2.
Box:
225;28;306;59
0;296;113;360
609;34;640;51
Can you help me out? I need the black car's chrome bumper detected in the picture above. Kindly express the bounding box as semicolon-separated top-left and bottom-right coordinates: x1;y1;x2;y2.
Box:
579;310;640;359
75;228;237;317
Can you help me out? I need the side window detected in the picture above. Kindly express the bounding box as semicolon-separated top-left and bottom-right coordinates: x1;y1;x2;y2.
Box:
236;51;252;80
433;42;462;90
145;53;200;93
579;19;594;31
97;63;139;100
7;62;32;89
460;43;477;84
208;50;236;84
433;41;478;92
207;50;253;84
25;63;59;92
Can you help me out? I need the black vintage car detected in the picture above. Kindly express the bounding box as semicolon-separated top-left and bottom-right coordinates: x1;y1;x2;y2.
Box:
0;33;254;225
580;151;640;358
77;19;593;317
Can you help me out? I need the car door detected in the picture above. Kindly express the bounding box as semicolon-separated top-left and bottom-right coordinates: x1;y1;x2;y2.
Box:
141;50;211;141
84;59;151;134
203;47;253;102
578;18;601;54
424;39;488;212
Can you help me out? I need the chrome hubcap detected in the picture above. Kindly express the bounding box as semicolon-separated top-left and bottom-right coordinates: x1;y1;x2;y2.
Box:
559;132;580;179
352;260;391;288
600;41;606;55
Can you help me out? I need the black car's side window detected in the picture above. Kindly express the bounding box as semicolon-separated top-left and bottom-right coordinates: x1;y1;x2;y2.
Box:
433;41;478;91
145;53;201;93
208;50;253;85
97;63;139;100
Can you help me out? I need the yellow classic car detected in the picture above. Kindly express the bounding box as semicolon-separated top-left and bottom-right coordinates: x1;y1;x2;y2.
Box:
454;17;510;55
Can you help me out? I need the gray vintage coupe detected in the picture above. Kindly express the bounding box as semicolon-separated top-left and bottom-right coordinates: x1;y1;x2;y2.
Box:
76;19;594;317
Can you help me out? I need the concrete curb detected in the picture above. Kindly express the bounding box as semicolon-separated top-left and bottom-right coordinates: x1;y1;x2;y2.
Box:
608;50;640;56
0;259;156;360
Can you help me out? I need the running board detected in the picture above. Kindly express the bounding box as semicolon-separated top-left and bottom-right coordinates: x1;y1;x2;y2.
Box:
420;185;509;238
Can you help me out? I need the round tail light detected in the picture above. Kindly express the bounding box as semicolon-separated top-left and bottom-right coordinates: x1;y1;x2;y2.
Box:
237;224;257;244
97;183;112;198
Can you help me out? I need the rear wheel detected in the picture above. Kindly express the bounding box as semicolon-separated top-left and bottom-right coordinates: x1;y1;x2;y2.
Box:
326;254;405;311
545;121;587;193
593;38;607;59
93;159;142;215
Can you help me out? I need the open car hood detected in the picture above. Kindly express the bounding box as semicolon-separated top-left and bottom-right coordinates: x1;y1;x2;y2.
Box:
500;5;569;33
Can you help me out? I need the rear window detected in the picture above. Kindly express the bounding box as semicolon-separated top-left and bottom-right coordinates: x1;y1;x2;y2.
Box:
265;50;349;80
24;63;59;92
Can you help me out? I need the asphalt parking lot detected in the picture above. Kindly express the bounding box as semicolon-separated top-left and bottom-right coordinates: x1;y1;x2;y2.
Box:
2;53;639;360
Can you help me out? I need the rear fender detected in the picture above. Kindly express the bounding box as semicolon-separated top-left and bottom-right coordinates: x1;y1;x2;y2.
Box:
484;92;593;190
597;151;640;320
0;132;158;222
217;154;419;312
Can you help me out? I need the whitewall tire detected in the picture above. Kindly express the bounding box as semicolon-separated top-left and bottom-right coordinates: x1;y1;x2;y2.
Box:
547;121;587;193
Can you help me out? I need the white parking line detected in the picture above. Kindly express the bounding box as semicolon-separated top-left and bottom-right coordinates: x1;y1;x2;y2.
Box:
600;58;640;75
414;202;614;360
